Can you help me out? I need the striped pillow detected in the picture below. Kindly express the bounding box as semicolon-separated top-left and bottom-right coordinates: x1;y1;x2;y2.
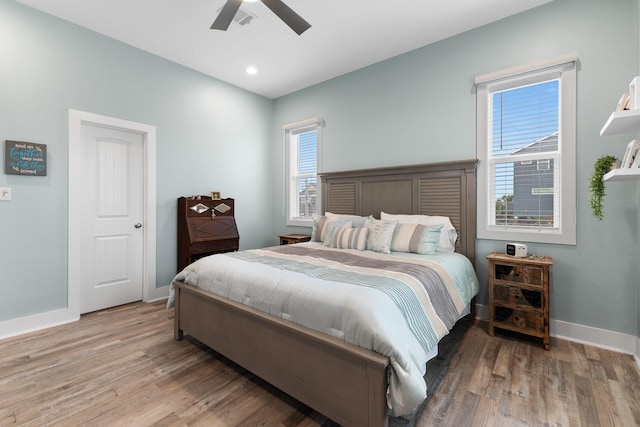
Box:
311;215;328;242
390;223;443;255
330;227;369;251
312;215;354;243
381;212;458;252
322;220;353;246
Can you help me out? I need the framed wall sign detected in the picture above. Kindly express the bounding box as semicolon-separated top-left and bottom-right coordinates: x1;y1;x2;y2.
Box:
4;140;47;176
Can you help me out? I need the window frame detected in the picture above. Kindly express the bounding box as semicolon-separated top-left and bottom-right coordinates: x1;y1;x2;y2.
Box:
284;117;323;227
476;55;577;245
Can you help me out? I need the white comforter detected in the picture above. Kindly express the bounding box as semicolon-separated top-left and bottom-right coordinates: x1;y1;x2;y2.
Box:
168;242;478;417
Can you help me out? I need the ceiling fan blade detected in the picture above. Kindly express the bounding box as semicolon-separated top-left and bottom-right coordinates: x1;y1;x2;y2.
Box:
260;0;311;35
211;0;243;31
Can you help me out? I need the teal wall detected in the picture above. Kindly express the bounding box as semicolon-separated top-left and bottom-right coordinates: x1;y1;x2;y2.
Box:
2;0;639;339
273;0;640;336
637;0;640;344
0;0;274;322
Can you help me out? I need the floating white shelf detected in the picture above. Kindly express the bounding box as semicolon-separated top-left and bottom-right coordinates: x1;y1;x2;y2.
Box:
603;168;640;182
600;109;640;136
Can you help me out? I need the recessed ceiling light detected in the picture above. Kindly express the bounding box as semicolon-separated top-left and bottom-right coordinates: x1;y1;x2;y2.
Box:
246;66;258;75
244;0;259;2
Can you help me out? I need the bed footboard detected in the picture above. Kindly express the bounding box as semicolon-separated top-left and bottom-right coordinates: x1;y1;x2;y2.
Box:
173;281;390;427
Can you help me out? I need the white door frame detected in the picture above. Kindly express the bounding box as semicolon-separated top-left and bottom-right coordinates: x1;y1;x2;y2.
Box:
68;109;158;317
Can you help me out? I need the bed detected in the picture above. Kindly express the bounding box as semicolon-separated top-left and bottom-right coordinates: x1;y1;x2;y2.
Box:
170;159;478;426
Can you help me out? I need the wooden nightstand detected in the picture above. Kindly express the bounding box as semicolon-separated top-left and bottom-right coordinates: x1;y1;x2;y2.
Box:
279;234;311;245
487;252;553;350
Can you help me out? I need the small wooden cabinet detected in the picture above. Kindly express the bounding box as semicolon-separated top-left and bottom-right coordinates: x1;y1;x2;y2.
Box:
177;197;239;272
487;252;553;350
279;234;311;245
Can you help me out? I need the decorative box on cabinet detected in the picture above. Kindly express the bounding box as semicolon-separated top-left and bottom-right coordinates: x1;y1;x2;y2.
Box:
487;252;553;350
177;197;239;272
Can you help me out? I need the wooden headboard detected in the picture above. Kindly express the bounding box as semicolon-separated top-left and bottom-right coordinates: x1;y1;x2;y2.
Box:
319;159;478;266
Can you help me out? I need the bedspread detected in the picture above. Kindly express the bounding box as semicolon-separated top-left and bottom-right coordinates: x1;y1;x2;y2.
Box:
168;243;478;417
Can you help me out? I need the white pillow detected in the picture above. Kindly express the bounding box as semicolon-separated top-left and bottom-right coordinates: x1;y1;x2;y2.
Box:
363;218;398;254
380;211;458;252
325;212;369;228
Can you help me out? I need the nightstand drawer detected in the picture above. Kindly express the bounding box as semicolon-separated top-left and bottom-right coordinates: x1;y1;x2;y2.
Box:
494;284;543;309
494;307;544;334
494;263;544;287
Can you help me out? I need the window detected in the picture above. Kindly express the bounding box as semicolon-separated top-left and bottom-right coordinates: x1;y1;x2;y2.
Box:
284;118;323;227
537;159;550;170
476;55;576;245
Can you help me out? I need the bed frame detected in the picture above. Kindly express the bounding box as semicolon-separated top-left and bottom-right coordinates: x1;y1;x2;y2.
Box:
173;159;478;426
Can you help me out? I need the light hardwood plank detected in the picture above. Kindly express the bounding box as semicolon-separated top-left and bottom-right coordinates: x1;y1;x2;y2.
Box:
0;302;638;427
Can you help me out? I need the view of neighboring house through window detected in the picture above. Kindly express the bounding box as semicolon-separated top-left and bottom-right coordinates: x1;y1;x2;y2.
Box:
284;118;322;226
492;80;558;227
476;56;576;245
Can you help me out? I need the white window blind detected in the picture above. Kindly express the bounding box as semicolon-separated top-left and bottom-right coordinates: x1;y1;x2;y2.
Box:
284;118;322;226
490;79;559;228
477;56;576;245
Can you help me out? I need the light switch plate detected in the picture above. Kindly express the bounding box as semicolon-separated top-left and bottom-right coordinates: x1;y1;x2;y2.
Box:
0;187;11;201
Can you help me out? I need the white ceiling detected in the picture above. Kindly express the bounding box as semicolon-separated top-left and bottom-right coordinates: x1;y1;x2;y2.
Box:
16;0;553;99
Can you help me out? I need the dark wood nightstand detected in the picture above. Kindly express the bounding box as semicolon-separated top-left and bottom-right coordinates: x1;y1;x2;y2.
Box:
487;252;553;350
279;234;311;245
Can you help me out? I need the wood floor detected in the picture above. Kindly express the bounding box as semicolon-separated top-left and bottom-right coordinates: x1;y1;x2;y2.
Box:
0;301;638;427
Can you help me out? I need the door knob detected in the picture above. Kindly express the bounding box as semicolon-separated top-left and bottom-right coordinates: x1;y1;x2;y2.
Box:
134;223;142;228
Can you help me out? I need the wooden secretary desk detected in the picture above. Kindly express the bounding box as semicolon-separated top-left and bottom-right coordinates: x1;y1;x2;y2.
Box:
177;196;239;272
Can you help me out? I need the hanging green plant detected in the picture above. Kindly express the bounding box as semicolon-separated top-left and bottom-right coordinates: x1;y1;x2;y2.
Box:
589;155;617;220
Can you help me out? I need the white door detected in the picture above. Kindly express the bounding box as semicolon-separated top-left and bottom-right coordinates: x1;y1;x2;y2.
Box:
79;124;144;313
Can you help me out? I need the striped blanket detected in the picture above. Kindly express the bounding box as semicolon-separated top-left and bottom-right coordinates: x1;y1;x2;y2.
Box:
169;242;478;417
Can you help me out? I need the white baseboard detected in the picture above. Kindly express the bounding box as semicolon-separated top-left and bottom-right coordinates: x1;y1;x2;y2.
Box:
146;284;170;302
475;304;640;367
0;286;170;341
476;303;489;321
0;307;78;341
2;300;638;371
551;319;637;355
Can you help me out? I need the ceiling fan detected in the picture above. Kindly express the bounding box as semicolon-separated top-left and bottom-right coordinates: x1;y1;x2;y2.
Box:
211;0;311;35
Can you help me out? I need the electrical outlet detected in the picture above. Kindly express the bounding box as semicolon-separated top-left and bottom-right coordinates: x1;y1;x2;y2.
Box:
0;187;11;201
